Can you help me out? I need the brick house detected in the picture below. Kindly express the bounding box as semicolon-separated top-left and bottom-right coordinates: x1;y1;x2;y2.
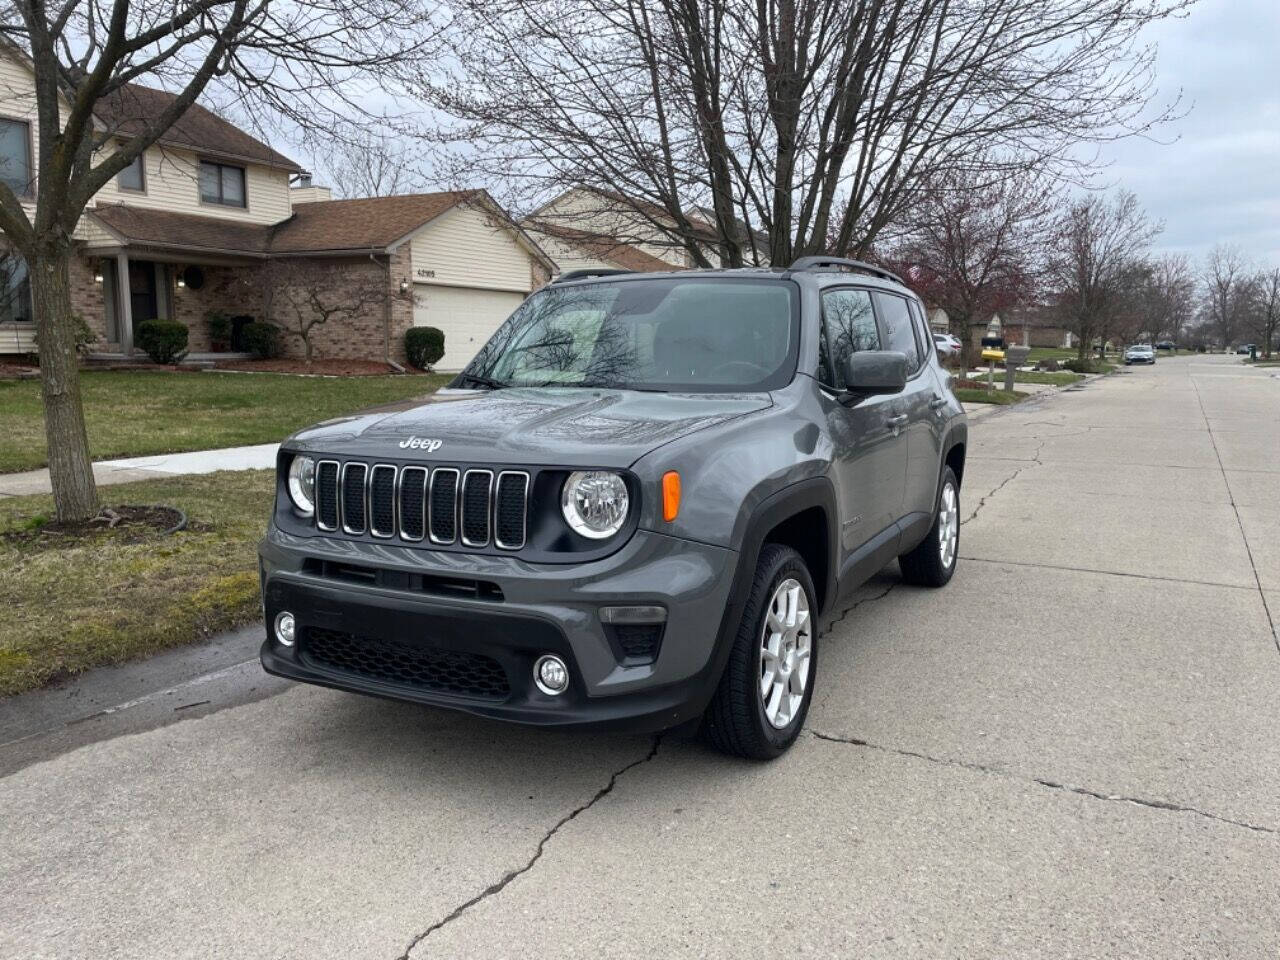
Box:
964;307;1073;351
0;49;554;369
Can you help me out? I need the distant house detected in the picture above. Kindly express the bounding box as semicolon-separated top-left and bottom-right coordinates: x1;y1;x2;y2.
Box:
966;306;1072;350
0;48;554;369
521;186;769;277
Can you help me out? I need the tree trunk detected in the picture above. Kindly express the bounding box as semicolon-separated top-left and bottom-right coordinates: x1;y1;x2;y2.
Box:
32;244;99;522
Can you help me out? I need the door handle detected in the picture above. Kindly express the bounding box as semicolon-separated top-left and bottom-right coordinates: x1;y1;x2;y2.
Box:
886;414;909;428
929;395;948;410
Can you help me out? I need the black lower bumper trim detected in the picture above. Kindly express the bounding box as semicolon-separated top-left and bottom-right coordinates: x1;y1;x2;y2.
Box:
260;575;713;733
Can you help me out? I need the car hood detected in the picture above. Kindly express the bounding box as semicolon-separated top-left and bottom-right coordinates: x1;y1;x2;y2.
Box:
284;386;774;468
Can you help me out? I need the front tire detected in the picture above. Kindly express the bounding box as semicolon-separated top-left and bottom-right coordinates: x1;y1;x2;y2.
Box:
898;466;960;587
703;544;817;760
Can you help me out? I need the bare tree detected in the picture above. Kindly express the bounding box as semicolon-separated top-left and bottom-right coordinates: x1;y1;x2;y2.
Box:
1044;191;1161;361
264;258;405;364
1200;244;1251;349
426;0;1189;269
1141;254;1197;345
322;128;424;198
1243;268;1280;358
883;163;1055;367
0;0;439;521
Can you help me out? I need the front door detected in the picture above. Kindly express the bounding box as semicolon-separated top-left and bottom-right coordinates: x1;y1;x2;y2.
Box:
128;261;158;323
819;286;908;566
874;291;945;522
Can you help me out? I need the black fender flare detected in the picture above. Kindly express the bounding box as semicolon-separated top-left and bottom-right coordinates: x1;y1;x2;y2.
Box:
935;417;969;500
679;477;840;721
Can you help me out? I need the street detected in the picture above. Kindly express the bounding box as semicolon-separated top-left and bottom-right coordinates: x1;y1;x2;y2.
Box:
2;354;1277;958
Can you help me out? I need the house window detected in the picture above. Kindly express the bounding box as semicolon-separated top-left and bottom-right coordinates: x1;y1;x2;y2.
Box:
199;160;246;207
117;151;145;192
0;118;33;197
0;252;33;323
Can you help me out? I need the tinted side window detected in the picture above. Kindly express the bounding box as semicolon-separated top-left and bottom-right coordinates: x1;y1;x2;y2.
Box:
907;299;932;363
821;288;879;387
874;292;920;374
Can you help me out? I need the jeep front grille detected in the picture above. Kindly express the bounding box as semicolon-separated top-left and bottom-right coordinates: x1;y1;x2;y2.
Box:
311;460;529;550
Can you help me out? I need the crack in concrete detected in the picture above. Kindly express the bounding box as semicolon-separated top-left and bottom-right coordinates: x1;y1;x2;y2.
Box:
964;437;1046;523
958;555;1257;592
1189;377;1279;655
396;737;662;959
810;731;1277;836
822;582;898;635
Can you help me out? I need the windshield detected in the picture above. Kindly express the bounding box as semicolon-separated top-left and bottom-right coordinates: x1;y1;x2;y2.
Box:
459;277;800;392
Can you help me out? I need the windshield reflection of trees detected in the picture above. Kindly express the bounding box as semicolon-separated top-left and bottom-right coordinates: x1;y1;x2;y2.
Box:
465;281;790;389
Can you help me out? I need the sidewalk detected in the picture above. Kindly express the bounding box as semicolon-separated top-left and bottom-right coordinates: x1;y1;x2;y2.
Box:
0;443;279;497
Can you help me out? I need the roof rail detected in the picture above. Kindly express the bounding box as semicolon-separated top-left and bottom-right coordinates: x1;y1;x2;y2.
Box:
552;268;636;283
786;256;904;286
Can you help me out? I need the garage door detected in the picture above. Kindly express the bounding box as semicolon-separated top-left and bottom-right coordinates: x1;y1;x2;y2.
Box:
413;284;526;371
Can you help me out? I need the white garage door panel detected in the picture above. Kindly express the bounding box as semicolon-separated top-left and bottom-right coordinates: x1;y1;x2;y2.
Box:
413;284;526;371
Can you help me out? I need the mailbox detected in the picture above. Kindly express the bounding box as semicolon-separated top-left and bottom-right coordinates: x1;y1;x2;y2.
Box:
981;347;1005;362
981;335;1004;349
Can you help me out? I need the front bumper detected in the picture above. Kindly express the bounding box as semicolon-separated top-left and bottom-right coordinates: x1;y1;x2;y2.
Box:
259;526;738;733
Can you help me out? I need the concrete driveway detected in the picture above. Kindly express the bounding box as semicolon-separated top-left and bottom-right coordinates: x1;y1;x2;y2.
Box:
2;354;1277;958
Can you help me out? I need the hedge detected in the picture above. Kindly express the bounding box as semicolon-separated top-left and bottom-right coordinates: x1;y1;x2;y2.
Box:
405;326;445;370
241;322;281;359
135;319;189;365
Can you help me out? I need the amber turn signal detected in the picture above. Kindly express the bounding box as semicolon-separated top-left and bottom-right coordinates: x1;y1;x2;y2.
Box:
662;471;681;522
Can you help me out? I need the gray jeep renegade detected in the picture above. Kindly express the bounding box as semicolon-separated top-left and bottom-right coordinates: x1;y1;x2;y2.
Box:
259;257;967;759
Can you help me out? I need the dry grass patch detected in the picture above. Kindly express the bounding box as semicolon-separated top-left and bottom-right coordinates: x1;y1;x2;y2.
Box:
0;469;274;696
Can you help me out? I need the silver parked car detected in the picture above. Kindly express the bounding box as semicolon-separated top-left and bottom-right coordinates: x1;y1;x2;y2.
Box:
1124;344;1156;365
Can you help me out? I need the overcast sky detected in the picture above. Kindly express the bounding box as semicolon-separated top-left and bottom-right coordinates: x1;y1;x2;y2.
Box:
1101;0;1280;269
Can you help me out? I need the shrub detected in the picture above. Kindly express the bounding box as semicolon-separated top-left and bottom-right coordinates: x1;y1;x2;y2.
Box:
1062;358;1107;374
241;321;281;359
405;326;445;370
205;310;232;344
135;319;188;365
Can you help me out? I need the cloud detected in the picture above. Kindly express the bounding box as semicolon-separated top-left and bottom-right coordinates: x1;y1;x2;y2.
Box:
1098;0;1280;267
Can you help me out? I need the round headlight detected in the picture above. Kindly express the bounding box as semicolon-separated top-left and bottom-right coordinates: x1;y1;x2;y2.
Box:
287;456;316;515
561;471;629;539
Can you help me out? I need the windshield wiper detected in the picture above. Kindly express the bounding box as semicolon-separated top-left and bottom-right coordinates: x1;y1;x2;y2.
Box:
455;372;509;390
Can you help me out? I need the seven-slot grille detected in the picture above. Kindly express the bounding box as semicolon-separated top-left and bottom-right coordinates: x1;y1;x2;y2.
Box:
311;460;529;550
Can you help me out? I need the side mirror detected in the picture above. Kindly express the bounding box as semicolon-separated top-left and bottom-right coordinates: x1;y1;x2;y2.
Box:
840;351;908;403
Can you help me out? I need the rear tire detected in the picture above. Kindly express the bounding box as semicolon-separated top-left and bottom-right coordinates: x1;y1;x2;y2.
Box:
898;466;959;587
703;544;817;760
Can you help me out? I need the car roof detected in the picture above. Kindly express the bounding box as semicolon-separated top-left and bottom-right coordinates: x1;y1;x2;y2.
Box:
549;265;918;297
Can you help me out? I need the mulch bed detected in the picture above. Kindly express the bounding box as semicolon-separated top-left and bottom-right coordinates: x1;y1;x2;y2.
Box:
214;358;424;376
3;505;188;547
0;362;39;379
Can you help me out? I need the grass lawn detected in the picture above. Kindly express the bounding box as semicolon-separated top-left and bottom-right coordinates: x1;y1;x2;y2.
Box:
0;369;451;474
955;387;1028;405
0;470;273;696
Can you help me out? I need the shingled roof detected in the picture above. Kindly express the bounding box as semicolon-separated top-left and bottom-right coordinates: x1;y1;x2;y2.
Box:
91;205;274;256
271;192;479;253
86;190;554;264
96;84;303;172
528;221;682;273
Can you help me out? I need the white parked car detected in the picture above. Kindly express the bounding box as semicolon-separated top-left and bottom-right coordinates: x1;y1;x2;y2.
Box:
1124;344;1156;365
933;333;962;357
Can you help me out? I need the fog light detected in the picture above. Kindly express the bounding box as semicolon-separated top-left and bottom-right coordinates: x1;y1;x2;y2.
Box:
534;654;569;696
274;611;296;646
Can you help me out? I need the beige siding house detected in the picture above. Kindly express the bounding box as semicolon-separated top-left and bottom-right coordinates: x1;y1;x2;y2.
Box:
521;186;769;278
0;49;554;366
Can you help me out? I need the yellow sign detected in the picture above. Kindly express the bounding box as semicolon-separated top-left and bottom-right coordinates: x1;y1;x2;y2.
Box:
981;348;1005;362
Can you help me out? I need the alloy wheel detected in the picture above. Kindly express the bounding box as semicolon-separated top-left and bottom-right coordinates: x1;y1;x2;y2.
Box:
938;481;958;568
759;578;812;729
